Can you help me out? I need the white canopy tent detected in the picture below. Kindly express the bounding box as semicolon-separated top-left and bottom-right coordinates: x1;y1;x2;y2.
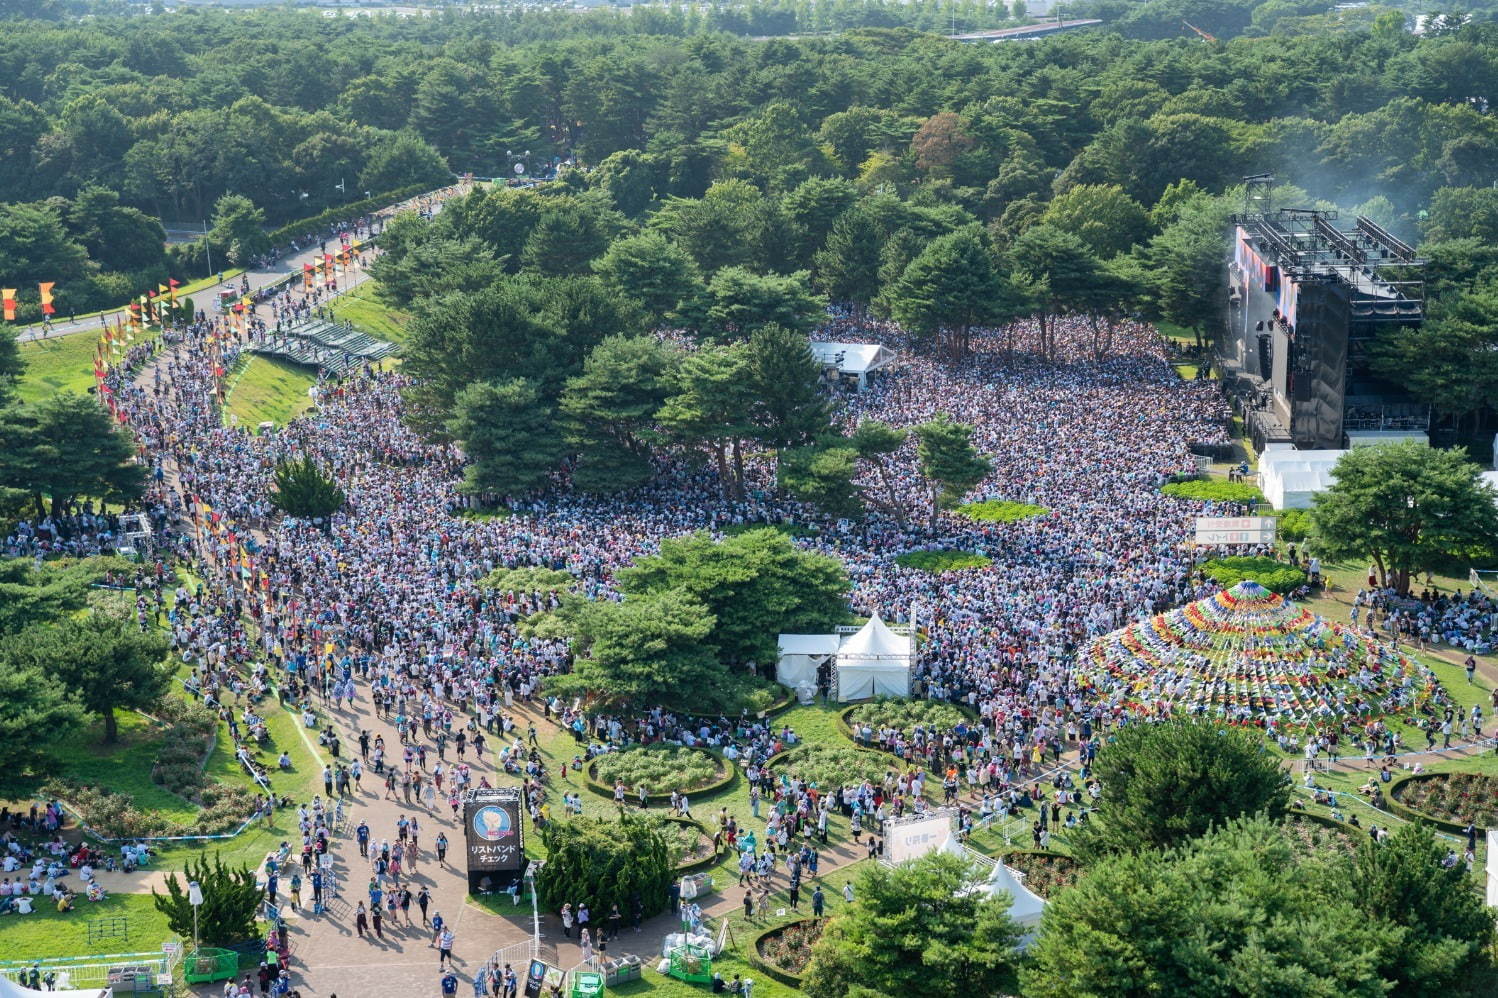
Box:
0;976;109;998
833;615;913;702
808;341;897;390
972;862;1047;933
1258;449;1345;510
775;634;840;690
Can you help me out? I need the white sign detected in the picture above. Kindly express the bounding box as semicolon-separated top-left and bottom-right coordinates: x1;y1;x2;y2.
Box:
1488;828;1498;908
1194;516;1277;546
884;813;954;865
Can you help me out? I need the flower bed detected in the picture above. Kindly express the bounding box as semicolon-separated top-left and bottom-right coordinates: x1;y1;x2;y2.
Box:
999;851;1081;899
770;743;898;791
584;746;736;803
894;549;992;573
659;816;718;872
1282;811;1361;856
752;918;825;987
1389;771;1498;831
842;699;970;740
959;500;1049;522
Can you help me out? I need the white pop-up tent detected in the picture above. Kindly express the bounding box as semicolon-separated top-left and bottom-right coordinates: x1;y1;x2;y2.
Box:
1258;449;1346;510
833;615;913;701
972;862;1048;933
775;634;840;689
809;341;897;390
0;976;110;998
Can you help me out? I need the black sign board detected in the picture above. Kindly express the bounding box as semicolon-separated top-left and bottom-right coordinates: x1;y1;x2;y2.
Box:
464;786;526;891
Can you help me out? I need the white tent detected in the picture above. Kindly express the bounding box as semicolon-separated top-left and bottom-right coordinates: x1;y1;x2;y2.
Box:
834;615;913;702
0;975;110;998
973;862;1047;932
1258;449;1345;510
776;633;840;689
808;342;897;389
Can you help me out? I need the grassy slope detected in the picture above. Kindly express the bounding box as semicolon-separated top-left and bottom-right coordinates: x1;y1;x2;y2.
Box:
224;355;317;428
328;281;409;344
0;893;174;964
15;328;162;404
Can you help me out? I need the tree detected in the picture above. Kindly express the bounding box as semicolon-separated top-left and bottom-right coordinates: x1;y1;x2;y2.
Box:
0;394;146;517
8;611;171;744
1311;442;1498;593
649;179;762;273
913;415;991;526
778;441;863;519
1371;280;1498;427
803;851;1023;998
656;344;756;498
887;226;1018;357
850;420;909;522
0;202;88;293
0;556;131;637
1010;223;1128;361
561;335;679;493
0;327;21;408
358;130;449;195
593;231;703;328
1070;719;1290;860
782;176;859;270
744;324;832;449
813;204;886;312
1024;819;1403;997
547;590;723;708
269;456;346;526
1350;822;1496;994
616;528;849;667
1141;191;1235;347
0;650;83;792
209;193;270;267
448;378;563;498
535;815;674;921
154;854;263;948
1039;183;1150;259
696;266;827;341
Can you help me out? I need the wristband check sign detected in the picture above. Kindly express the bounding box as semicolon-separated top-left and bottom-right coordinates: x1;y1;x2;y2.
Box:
1194;516;1278;546
465;787;526;891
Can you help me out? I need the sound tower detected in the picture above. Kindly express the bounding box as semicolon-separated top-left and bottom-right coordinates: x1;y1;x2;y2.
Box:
1256;334;1273;380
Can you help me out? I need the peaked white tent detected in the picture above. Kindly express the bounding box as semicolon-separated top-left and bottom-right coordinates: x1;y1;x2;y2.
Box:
775;633;840;689
834;615;913;702
974;862;1047;932
808;341;897;390
1258;449;1345;510
0;976;109;998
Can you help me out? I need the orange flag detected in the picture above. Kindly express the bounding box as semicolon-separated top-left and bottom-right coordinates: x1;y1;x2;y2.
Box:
1;289;15;321
38;282;55;315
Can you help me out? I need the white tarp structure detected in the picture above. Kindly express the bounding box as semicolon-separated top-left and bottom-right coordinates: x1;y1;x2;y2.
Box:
0;977;110;998
974;862;1048;931
833;615;913;701
1259;449;1346;510
1481;471;1498;511
808;341;897;389
775;634;839;689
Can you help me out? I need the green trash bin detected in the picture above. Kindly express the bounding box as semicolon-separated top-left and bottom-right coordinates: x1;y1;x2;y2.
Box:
571;970;604;997
182;948;238;984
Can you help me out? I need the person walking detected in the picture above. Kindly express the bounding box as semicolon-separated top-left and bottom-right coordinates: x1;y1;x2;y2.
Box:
560;903;573;939
812;885;824;918
438;927;456;970
418;886;432;926
354;901;369;938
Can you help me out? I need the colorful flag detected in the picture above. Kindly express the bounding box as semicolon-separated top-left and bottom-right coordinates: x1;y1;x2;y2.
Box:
38;282;55;315
1;289;15;321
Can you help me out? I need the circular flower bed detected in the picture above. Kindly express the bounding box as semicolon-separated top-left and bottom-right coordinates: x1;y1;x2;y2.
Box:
1391;771;1498;829
771;743;897;790
845;698;969;737
586;746;734;802
1000;851;1082;899
754;918;825;983
659;816;716;870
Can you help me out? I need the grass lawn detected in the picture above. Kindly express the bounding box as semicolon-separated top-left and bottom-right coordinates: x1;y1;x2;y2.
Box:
1172;362;1199;381
0;893;174;964
15;328;162;404
329;281;409;344
31;712;200;826
224;355;317;428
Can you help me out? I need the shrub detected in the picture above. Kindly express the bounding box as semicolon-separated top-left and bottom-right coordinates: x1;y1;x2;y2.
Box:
1161;479;1264;503
592;747;722;793
772;744;897;790
1274;508;1313;543
536;815;674;919
959;500;1049;522
847;699;968;735
1201;556;1306;594
894;549;992;573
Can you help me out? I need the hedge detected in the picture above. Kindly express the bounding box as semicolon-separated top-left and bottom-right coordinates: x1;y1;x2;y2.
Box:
894;549;992;573
959;500;1049;523
1161;479;1264;503
1201;556;1306;594
583;747;739;804
661;814;721;875
836;700;978;748
1384;772;1484;834
747;918;825;988
265;182;438;247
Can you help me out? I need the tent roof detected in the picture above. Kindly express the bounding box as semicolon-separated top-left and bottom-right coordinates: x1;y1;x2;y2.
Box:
837;615;912;665
0;977;109;998
808;342;895;375
980;863;1047;922
778;634;841;656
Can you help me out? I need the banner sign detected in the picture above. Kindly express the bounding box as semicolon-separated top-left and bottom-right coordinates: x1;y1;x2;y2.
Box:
523;959;563;998
465;786;525;876
1194;516;1277;546
884;812;954;865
